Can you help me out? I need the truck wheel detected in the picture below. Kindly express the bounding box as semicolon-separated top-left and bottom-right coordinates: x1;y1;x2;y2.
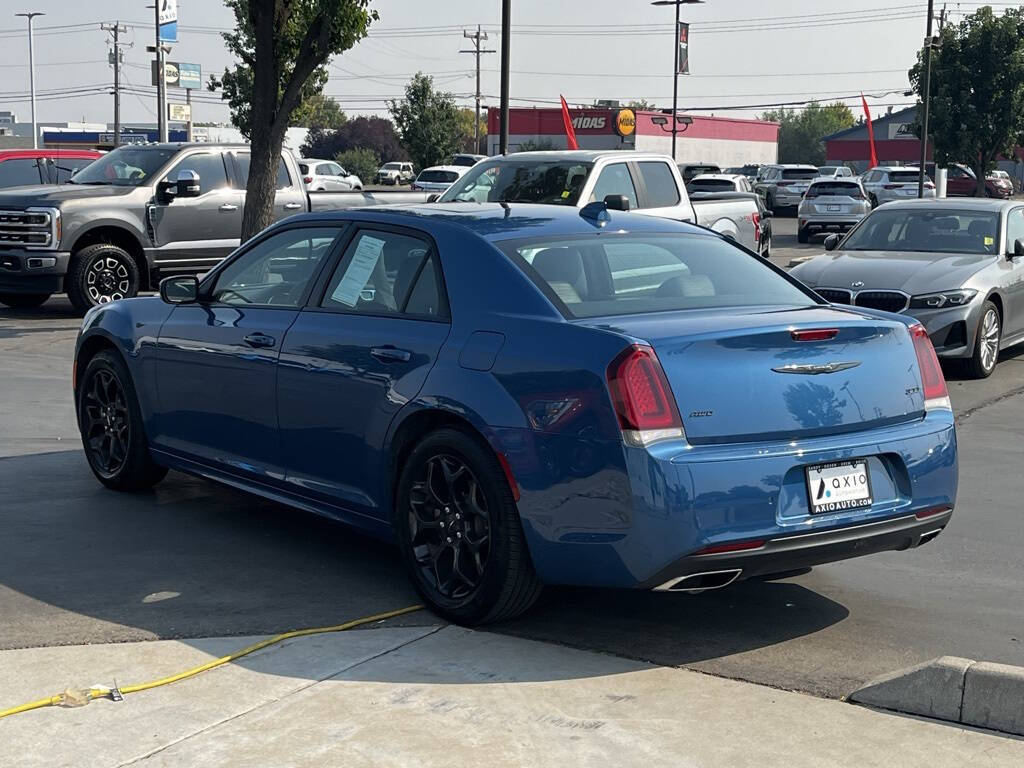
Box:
66;243;140;315
797;227;809;244
0;292;51;310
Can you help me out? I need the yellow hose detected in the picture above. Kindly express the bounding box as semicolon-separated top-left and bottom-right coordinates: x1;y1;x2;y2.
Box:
0;604;423;720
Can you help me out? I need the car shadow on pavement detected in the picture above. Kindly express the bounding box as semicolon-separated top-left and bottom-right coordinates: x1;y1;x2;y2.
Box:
0;449;850;687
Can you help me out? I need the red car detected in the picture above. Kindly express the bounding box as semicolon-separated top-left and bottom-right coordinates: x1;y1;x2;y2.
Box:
0;149;103;189
942;163;1012;199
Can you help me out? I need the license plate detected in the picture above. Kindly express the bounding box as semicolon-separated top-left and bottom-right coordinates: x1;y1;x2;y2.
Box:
827;204;840;212
805;460;873;514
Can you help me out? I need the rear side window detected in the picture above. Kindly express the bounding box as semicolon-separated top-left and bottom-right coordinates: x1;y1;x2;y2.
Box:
590;163;638;209
637;162;680;206
0;158;45;188
689;179;735;192
782;168;818;180
501;234;812;318
418;170;459;183
233;153;292;189
52;157;97;183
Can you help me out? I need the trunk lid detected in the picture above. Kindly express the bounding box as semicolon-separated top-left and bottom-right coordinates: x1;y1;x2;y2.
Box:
582;305;925;444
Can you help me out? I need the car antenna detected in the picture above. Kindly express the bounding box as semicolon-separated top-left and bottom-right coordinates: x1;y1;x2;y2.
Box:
579;201;610;226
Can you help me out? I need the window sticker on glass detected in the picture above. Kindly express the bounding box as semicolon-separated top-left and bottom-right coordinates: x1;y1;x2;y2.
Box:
985;236;995;246
331;235;385;306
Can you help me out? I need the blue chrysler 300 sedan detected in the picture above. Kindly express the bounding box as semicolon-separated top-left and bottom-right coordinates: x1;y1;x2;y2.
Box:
73;203;957;624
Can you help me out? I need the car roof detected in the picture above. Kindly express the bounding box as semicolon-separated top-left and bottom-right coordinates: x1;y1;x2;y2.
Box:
290;203;712;243
489;150;672;163
0;148;102;159
689;173;741;182
776;164;819;169
419;165;466;173
809;176;860;183
299;158;332;165
873;197;1013;212
870;166;922;172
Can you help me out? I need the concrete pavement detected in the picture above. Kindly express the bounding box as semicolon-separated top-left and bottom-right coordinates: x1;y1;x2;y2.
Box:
2;625;1023;767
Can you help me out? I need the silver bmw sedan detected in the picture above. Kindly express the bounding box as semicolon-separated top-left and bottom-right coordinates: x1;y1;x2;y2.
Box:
790;198;1024;378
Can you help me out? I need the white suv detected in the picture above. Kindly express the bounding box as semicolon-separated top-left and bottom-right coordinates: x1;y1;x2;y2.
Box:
861;166;936;207
298;159;362;191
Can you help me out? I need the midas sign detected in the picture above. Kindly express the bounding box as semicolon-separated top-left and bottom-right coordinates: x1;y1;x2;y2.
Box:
616;109;636;137
572;116;607;130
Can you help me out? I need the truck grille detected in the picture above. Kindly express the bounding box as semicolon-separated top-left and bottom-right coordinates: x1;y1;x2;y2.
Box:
0;208;60;250
854;291;909;313
816;288;852;304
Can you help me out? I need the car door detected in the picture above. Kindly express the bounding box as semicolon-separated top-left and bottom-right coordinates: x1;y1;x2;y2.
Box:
588;162;640;209
148;150;240;268
229;151;308;225
153;223;345;481
1001;206;1024;337
277;225;451;518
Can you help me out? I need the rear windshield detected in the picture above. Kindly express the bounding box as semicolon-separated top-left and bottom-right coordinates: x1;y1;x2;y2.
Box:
417;170;459;183
440;160;594;205
807;182;863;197
888;171;921;183
781;168;818;180
499;234;813;318
450;155;480;167
382;163;402;170
841;209;999;255
680;165;719;180
688;179;735;191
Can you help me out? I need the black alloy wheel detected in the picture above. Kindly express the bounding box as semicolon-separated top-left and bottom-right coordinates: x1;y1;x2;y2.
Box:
409;454;491;600
396;428;542;625
66;243;140;314
77;350;167;490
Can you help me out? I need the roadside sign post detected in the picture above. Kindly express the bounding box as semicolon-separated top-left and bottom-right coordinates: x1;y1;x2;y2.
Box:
155;0;178;143
652;1;703;161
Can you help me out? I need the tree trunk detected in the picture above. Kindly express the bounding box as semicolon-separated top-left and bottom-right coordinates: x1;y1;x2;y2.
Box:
973;154;988;197
241;123;288;241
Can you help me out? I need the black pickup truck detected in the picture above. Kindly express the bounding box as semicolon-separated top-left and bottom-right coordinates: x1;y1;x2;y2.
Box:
0;143;429;313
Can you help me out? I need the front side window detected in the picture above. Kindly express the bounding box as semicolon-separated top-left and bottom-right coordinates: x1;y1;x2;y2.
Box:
501;233;813;318
440;160;593;205
590;163;638;208
0;158;45;188
167;152;229;191
232;153;293;190
321;229;445;318
210;226;341;307
1005;208;1024;253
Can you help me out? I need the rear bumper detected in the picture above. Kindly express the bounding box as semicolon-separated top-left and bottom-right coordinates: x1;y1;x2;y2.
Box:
798;217;865;233
0;248;70;293
641;509;951;590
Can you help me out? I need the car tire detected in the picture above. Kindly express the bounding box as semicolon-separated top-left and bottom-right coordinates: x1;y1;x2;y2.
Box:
869;193;879;208
797;227;809;244
967;301;1001;379
395;428;543;626
66;243;141;315
761;237;771;259
77;349;168;491
766;191;776;213
0;292;51;310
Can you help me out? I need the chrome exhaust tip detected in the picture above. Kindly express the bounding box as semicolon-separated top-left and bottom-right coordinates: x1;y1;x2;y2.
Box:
654;568;743;593
917;528;944;547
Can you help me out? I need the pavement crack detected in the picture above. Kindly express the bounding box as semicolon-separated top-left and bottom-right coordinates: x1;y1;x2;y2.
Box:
114;623;445;766
955;385;1024;425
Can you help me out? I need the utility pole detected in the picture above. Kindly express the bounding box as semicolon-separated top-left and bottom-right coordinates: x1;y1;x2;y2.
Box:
499;0;511;154
918;0;935;198
186;88;193;142
461;26;493;153
102;22;127;146
16;11;44;150
460;25;495;153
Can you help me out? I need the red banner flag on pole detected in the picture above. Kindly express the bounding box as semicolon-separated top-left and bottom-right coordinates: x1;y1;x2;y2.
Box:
560;95;579;150
861;94;878;169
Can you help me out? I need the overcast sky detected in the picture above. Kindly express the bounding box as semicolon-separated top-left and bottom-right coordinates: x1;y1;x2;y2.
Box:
0;1;978;127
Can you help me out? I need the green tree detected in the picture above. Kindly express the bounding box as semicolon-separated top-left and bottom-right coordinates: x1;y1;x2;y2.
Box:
910;5;1024;195
456;108;487;153
292;93;348;130
627;99;656;111
388;73;462;170
761;101;855;165
334;147;379;186
212;0;377;239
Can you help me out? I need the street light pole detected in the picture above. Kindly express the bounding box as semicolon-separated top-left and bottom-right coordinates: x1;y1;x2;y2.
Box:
918;0;935;198
499;0;511;155
16;11;44;150
652;1;702;162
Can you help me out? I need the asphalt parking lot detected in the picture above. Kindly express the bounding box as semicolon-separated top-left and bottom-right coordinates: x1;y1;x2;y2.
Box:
1;249;1022;700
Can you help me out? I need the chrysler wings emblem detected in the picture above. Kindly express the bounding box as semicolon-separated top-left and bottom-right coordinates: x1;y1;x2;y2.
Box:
772;361;862;375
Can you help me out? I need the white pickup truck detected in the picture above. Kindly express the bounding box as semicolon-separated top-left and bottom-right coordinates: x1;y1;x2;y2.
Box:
437;150;762;252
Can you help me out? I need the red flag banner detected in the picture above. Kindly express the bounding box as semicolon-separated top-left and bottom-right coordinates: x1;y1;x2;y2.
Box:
678;22;690;74
861;94;878;169
560;95;579;150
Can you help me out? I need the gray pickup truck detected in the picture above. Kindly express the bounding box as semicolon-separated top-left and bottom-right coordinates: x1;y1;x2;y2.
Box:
438;151;762;251
0;143;429;312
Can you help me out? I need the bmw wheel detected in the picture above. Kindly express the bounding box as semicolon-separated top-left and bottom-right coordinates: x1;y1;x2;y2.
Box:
395;428;542;625
66;243;140;315
967;301;1001;379
78;350;168;490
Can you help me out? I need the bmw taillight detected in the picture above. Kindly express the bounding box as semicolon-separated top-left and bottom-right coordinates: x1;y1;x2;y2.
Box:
909;323;950;410
606;345;684;446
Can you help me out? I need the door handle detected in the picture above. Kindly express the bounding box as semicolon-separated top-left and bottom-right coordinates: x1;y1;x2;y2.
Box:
283;202;303;210
219;203;239;212
371;346;411;362
243;333;276;348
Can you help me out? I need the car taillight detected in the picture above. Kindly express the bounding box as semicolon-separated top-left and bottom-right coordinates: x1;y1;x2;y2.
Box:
776;181;794;187
303;176;312;184
606;345;684;446
751;211;760;240
884;183;901;189
909;323;950;410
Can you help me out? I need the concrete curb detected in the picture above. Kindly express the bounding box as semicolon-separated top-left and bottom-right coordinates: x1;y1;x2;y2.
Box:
849;656;1024;737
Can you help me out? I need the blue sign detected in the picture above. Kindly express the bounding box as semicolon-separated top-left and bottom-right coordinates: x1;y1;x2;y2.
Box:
159;21;177;43
178;62;201;90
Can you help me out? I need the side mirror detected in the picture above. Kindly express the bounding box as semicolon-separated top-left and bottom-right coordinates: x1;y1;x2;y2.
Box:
761;209;773;219
824;234;841;251
1014;238;1024;258
426;193;439;203
175;169;201;198
159;275;199;304
603;194;630;212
